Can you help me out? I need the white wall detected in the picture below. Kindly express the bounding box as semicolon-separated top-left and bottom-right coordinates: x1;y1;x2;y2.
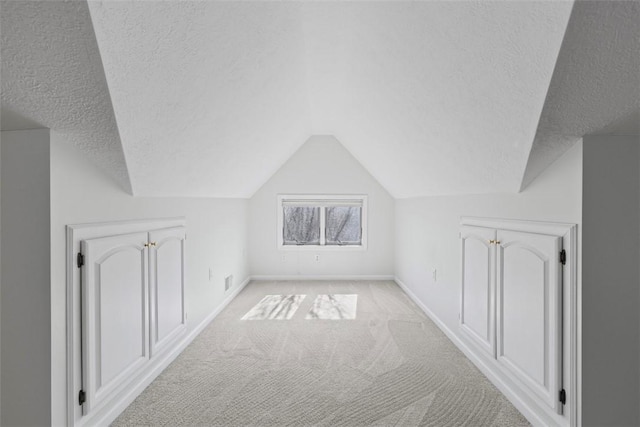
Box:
395;141;582;424
1;129;2;424
1;129;52;426
249;135;394;277
395;141;582;330
582;135;639;427
49;134;250;425
13;127;639;426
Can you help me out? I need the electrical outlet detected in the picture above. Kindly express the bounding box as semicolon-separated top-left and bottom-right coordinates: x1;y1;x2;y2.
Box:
225;275;233;292
209;268;213;281
432;268;437;282
314;254;320;262
281;254;286;262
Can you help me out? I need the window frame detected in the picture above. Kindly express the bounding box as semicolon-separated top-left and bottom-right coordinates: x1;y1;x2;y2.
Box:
277;194;368;251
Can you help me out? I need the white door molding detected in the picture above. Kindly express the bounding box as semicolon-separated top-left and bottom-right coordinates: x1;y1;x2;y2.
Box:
460;217;579;427
66;218;185;427
81;232;150;416
149;227;187;357
496;230;563;414
460;225;497;357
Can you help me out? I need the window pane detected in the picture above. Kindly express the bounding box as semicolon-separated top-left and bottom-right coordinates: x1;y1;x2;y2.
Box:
326;207;361;245
283;207;320;245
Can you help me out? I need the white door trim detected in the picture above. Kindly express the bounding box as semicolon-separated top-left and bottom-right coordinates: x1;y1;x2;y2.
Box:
461;216;579;427
66;217;185;427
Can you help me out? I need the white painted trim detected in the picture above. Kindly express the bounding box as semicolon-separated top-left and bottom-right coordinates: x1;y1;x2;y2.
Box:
394;277;554;427
148;227;187;358
276;194;368;251
67;217;186;232
461;216;572;236
75;275;251;427
568;224;580;427
459;226;497;358
277;245;367;252
250;275;394;281
460;216;579;427
66;218;187;426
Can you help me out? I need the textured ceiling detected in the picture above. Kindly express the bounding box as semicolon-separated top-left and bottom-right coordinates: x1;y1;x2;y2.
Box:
591;111;640;136
1;1;132;193
87;0;573;198
4;1;636;198
88;1;311;197
521;0;640;189
301;1;573;197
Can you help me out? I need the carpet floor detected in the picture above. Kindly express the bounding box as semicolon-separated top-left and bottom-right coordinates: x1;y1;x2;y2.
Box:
113;280;530;426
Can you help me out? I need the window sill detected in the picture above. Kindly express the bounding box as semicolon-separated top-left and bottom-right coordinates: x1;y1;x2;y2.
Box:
278;244;367;252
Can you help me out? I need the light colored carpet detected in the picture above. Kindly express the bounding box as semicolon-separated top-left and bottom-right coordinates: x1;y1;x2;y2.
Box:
113;280;530;426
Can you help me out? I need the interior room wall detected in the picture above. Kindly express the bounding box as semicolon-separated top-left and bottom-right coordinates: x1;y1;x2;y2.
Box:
394;141;582;423
1;129;2;423
395;141;582;329
1;129;52;426
582;135;639;427
49;134;250;425
248;135;394;278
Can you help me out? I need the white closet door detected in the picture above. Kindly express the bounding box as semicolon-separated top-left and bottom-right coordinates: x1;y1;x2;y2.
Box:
460;225;497;357
149;227;186;357
496;230;563;413
81;232;149;415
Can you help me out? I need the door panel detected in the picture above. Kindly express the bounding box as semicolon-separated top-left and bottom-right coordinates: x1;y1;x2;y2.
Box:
496;230;562;413
149;227;187;356
460;226;496;357
81;232;149;415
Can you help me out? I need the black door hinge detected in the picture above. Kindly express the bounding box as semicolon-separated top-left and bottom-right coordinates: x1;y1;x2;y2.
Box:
559;249;566;265
559;389;566;405
78;389;86;405
77;252;85;268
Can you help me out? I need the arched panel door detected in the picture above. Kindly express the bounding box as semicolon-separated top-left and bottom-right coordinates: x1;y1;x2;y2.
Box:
460;225;496;357
81;232;149;415
496;229;563;414
149;227;187;357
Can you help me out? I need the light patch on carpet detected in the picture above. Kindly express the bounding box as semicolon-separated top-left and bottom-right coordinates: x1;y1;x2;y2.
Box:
241;294;305;320
306;294;357;319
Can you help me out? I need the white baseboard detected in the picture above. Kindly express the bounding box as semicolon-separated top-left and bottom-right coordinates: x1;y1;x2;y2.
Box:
250;275;395;281
393;277;556;427
191;275;252;337
87;276;251;427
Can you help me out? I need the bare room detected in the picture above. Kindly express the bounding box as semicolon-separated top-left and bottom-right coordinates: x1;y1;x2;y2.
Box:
1;1;639;426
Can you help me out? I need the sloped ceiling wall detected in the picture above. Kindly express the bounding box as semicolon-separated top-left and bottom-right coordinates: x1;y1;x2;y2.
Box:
2;1;637;198
87;1;311;197
301;1;574;197
87;0;573;198
1;0;132;193
521;0;640;190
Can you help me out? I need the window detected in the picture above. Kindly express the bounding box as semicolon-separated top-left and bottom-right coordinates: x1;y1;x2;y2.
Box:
277;195;367;249
283;206;320;245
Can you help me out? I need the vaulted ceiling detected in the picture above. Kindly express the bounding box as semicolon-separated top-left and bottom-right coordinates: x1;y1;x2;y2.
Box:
2;1;638;198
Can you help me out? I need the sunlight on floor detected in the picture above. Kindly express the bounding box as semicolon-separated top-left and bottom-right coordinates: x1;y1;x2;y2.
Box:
242;294;358;320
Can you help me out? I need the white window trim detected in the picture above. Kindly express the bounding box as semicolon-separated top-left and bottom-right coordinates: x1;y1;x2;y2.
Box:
277;194;368;251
